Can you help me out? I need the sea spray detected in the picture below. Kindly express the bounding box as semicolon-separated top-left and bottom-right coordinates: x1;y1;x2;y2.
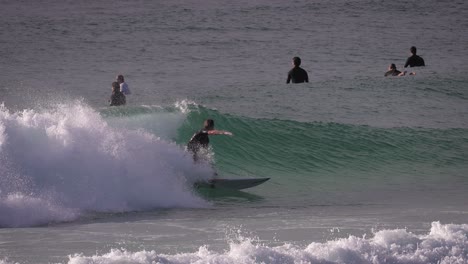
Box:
0;259;17;264
67;222;468;264
100;100;199;142
0;101;212;227
0;193;78;227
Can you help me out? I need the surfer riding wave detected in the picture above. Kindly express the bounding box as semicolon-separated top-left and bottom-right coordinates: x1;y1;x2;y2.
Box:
187;119;233;163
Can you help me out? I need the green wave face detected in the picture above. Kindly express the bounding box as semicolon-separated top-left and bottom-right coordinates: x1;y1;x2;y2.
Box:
176;106;468;192
98;104;468;204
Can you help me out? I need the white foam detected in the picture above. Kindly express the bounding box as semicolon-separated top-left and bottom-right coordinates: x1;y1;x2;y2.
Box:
0;101;212;227
174;99;198;114
68;222;467;264
0;259;18;264
0;193;77;227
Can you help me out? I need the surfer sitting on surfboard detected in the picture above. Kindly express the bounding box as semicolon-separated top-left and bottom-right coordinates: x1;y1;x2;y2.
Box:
187;119;233;162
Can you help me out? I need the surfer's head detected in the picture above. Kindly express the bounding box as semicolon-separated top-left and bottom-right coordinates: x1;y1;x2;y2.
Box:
389;63;397;70
410;46;417;55
116;75;125;83
112;82;120;93
292;57;301;67
204;119;214;130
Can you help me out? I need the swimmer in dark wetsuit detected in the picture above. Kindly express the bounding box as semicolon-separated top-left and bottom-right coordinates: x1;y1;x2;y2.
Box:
384;63;415;77
187;119;233;162
385;63;402;77
287;57;309;84
404;46;425;68
109;82;126;106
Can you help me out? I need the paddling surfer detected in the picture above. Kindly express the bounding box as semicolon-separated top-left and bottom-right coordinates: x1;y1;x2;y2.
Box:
385;63;403;77
187;119;233;162
385;63;415;77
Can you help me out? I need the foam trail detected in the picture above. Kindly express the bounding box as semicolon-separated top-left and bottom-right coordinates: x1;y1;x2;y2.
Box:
0;101;212;227
0;260;17;264
68;222;467;264
0;193;78;227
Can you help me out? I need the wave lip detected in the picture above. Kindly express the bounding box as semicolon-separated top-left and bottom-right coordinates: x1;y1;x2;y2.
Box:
68;222;467;264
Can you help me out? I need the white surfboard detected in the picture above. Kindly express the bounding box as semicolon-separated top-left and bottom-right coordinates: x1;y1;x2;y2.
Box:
195;177;270;190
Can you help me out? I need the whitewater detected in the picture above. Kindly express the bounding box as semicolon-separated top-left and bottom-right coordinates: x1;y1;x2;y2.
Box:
0;101;213;228
1;0;468;263
66;222;468;264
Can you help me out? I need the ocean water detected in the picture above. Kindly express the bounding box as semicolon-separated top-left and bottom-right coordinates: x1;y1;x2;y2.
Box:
1;0;468;263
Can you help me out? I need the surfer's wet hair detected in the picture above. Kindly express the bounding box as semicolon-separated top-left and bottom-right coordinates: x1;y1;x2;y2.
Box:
293;57;301;66
204;119;214;129
410;46;417;54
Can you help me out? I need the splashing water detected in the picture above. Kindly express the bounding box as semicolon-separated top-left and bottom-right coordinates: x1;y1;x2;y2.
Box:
0;101;212;227
67;222;468;264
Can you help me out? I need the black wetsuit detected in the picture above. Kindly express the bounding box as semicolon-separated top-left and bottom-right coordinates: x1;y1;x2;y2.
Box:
404;55;425;68
384;69;402;77
187;129;209;159
110;92;126;106
287;67;309;83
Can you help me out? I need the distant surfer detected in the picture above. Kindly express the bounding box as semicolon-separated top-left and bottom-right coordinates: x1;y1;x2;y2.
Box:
404;46;425;68
385;63;403;77
109;82;126;106
286;57;309;84
385;63;415;77
187;119;233;162
117;74;131;95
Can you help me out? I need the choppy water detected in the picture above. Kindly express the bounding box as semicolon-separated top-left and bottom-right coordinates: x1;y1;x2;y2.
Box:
1;0;468;263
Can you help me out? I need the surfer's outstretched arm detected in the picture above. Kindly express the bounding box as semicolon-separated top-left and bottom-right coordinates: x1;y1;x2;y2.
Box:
208;130;233;136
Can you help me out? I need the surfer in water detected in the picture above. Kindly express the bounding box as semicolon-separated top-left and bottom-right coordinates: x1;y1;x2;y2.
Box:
287;56;309;84
385;63;403;76
117;74;131;95
187;119;233;162
404;46;425;68
385;63;415;77
109;82;126;106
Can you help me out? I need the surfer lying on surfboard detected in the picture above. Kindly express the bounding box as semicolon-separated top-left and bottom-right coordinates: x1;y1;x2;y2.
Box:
187;119;233;162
